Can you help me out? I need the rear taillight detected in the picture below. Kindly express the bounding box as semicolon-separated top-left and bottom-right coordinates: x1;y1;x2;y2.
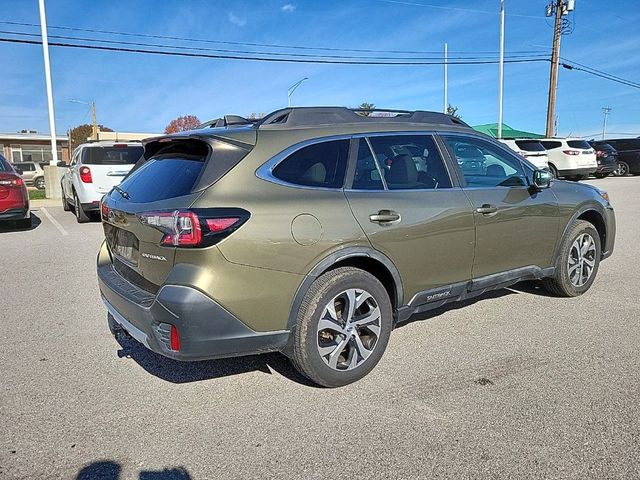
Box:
79;166;93;183
562;150;580;156
137;209;248;248
170;325;180;351
0;174;23;187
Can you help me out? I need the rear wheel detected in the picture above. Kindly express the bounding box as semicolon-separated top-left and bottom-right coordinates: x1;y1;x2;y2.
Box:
593;173;610;179
542;220;601;297
566;175;586;182
74;191;90;223
613;162;629;176
549;164;559;179
289;267;393;387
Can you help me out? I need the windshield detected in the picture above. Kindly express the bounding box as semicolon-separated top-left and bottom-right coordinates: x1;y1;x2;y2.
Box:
515;140;546;152
82;145;143;165
567;140;592;150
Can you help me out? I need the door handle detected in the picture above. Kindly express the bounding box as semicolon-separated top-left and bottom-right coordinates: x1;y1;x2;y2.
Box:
369;210;401;224
475;204;498;215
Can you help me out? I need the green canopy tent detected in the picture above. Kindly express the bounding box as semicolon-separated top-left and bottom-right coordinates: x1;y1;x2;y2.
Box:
473;123;544;139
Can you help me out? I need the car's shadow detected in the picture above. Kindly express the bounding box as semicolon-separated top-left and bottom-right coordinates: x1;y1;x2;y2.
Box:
114;334;318;387
76;460;192;479
114;281;553;386
0;212;41;233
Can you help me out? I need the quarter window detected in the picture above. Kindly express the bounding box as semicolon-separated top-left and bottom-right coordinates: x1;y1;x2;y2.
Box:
443;136;527;188
365;135;452;190
272;139;349;188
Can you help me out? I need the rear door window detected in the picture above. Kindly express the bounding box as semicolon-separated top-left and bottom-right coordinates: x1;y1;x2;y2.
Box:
272;139;349;188
515;140;546;152
82;145;144;165
567;140;592;150
541;141;562;149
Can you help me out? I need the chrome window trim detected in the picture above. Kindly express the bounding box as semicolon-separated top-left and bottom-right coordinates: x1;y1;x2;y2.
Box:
256;130;454;191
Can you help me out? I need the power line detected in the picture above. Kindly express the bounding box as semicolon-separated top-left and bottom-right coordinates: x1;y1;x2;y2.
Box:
0;20;550;56
560;57;640;88
0;37;552;66
0;30;551;61
560;61;640;89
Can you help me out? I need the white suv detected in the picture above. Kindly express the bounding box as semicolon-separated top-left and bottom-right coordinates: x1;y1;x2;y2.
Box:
61;141;143;222
498;139;549;170
540;138;597;181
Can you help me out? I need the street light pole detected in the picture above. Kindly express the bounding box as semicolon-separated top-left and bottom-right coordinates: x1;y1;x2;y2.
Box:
601;106;611;140
38;0;58;166
497;0;505;139
288;77;309;107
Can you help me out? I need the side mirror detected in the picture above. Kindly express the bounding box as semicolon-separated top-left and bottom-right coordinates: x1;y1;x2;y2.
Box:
532;169;552;190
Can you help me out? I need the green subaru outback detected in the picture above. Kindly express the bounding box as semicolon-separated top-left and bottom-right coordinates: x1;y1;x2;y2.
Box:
97;107;615;387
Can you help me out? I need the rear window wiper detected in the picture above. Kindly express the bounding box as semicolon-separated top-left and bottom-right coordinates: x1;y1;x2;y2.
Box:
113;185;130;200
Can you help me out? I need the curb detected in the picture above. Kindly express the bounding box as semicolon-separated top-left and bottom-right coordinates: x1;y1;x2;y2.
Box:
31;199;62;208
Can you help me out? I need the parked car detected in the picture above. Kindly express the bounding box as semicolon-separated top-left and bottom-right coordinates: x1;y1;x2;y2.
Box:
540;138;597;181
588;141;619;178
602;138;640;176
98;107;616;387
61;141;143;223
0;154;31;228
498;139;549;170
12;161;46;190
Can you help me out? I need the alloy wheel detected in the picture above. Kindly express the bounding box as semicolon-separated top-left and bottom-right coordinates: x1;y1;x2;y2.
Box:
568;233;597;287
316;288;381;371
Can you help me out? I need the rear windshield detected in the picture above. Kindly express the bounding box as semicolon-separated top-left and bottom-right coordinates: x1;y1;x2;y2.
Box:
515;140;545;152
567;140;592;150
115;139;250;203
82;145;143;165
117;156;204;203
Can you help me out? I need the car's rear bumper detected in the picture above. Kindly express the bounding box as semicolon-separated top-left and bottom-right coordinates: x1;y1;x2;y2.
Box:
0;206;29;221
81;200;101;212
558;167;596;178
97;249;289;362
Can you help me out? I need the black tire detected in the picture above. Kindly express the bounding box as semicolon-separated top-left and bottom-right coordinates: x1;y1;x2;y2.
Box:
16;217;32;229
34;177;45;190
542;220;601;297
593;173;609;179
74;191;90;223
614;162;629;176
289;267;393;388
107;313;119;336
548;164;559;179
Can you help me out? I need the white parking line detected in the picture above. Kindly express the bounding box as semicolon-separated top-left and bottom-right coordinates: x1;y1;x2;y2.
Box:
40;207;69;236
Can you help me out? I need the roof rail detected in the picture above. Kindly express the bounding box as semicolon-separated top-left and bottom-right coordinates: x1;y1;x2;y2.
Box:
196;115;256;129
256;107;470;129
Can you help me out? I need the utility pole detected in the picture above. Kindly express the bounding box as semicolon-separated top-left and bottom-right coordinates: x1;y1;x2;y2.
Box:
38;0;58;166
601;106;611;140
443;43;448;114
545;0;575;137
91;101;98;140
497;0;505;139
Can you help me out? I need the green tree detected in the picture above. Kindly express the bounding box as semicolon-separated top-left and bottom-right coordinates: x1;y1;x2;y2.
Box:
359;102;375;116
69;124;113;153
446;104;461;119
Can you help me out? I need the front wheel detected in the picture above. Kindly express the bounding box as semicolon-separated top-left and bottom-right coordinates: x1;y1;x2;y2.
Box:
613;162;629;176
289;267;393;387
542;220;601;297
34;177;45;190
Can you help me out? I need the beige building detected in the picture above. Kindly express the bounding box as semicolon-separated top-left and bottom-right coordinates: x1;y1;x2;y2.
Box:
0;132;70;164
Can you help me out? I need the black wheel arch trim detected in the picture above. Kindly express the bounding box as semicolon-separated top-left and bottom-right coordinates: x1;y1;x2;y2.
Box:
285;246;404;331
556;203;608;260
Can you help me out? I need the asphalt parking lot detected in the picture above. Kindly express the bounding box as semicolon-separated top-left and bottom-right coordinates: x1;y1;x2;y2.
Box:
1;178;638;480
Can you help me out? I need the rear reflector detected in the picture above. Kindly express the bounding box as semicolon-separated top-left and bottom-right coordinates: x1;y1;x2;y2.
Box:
79;166;93;183
170;325;180;351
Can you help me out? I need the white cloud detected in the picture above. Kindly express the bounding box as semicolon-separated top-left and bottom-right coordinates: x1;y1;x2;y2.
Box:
281;3;296;12
228;12;247;27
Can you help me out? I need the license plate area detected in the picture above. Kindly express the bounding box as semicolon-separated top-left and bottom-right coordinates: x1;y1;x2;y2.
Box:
105;224;139;266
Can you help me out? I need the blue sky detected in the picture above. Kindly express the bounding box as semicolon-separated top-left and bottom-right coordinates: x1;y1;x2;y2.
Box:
1;0;638;138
